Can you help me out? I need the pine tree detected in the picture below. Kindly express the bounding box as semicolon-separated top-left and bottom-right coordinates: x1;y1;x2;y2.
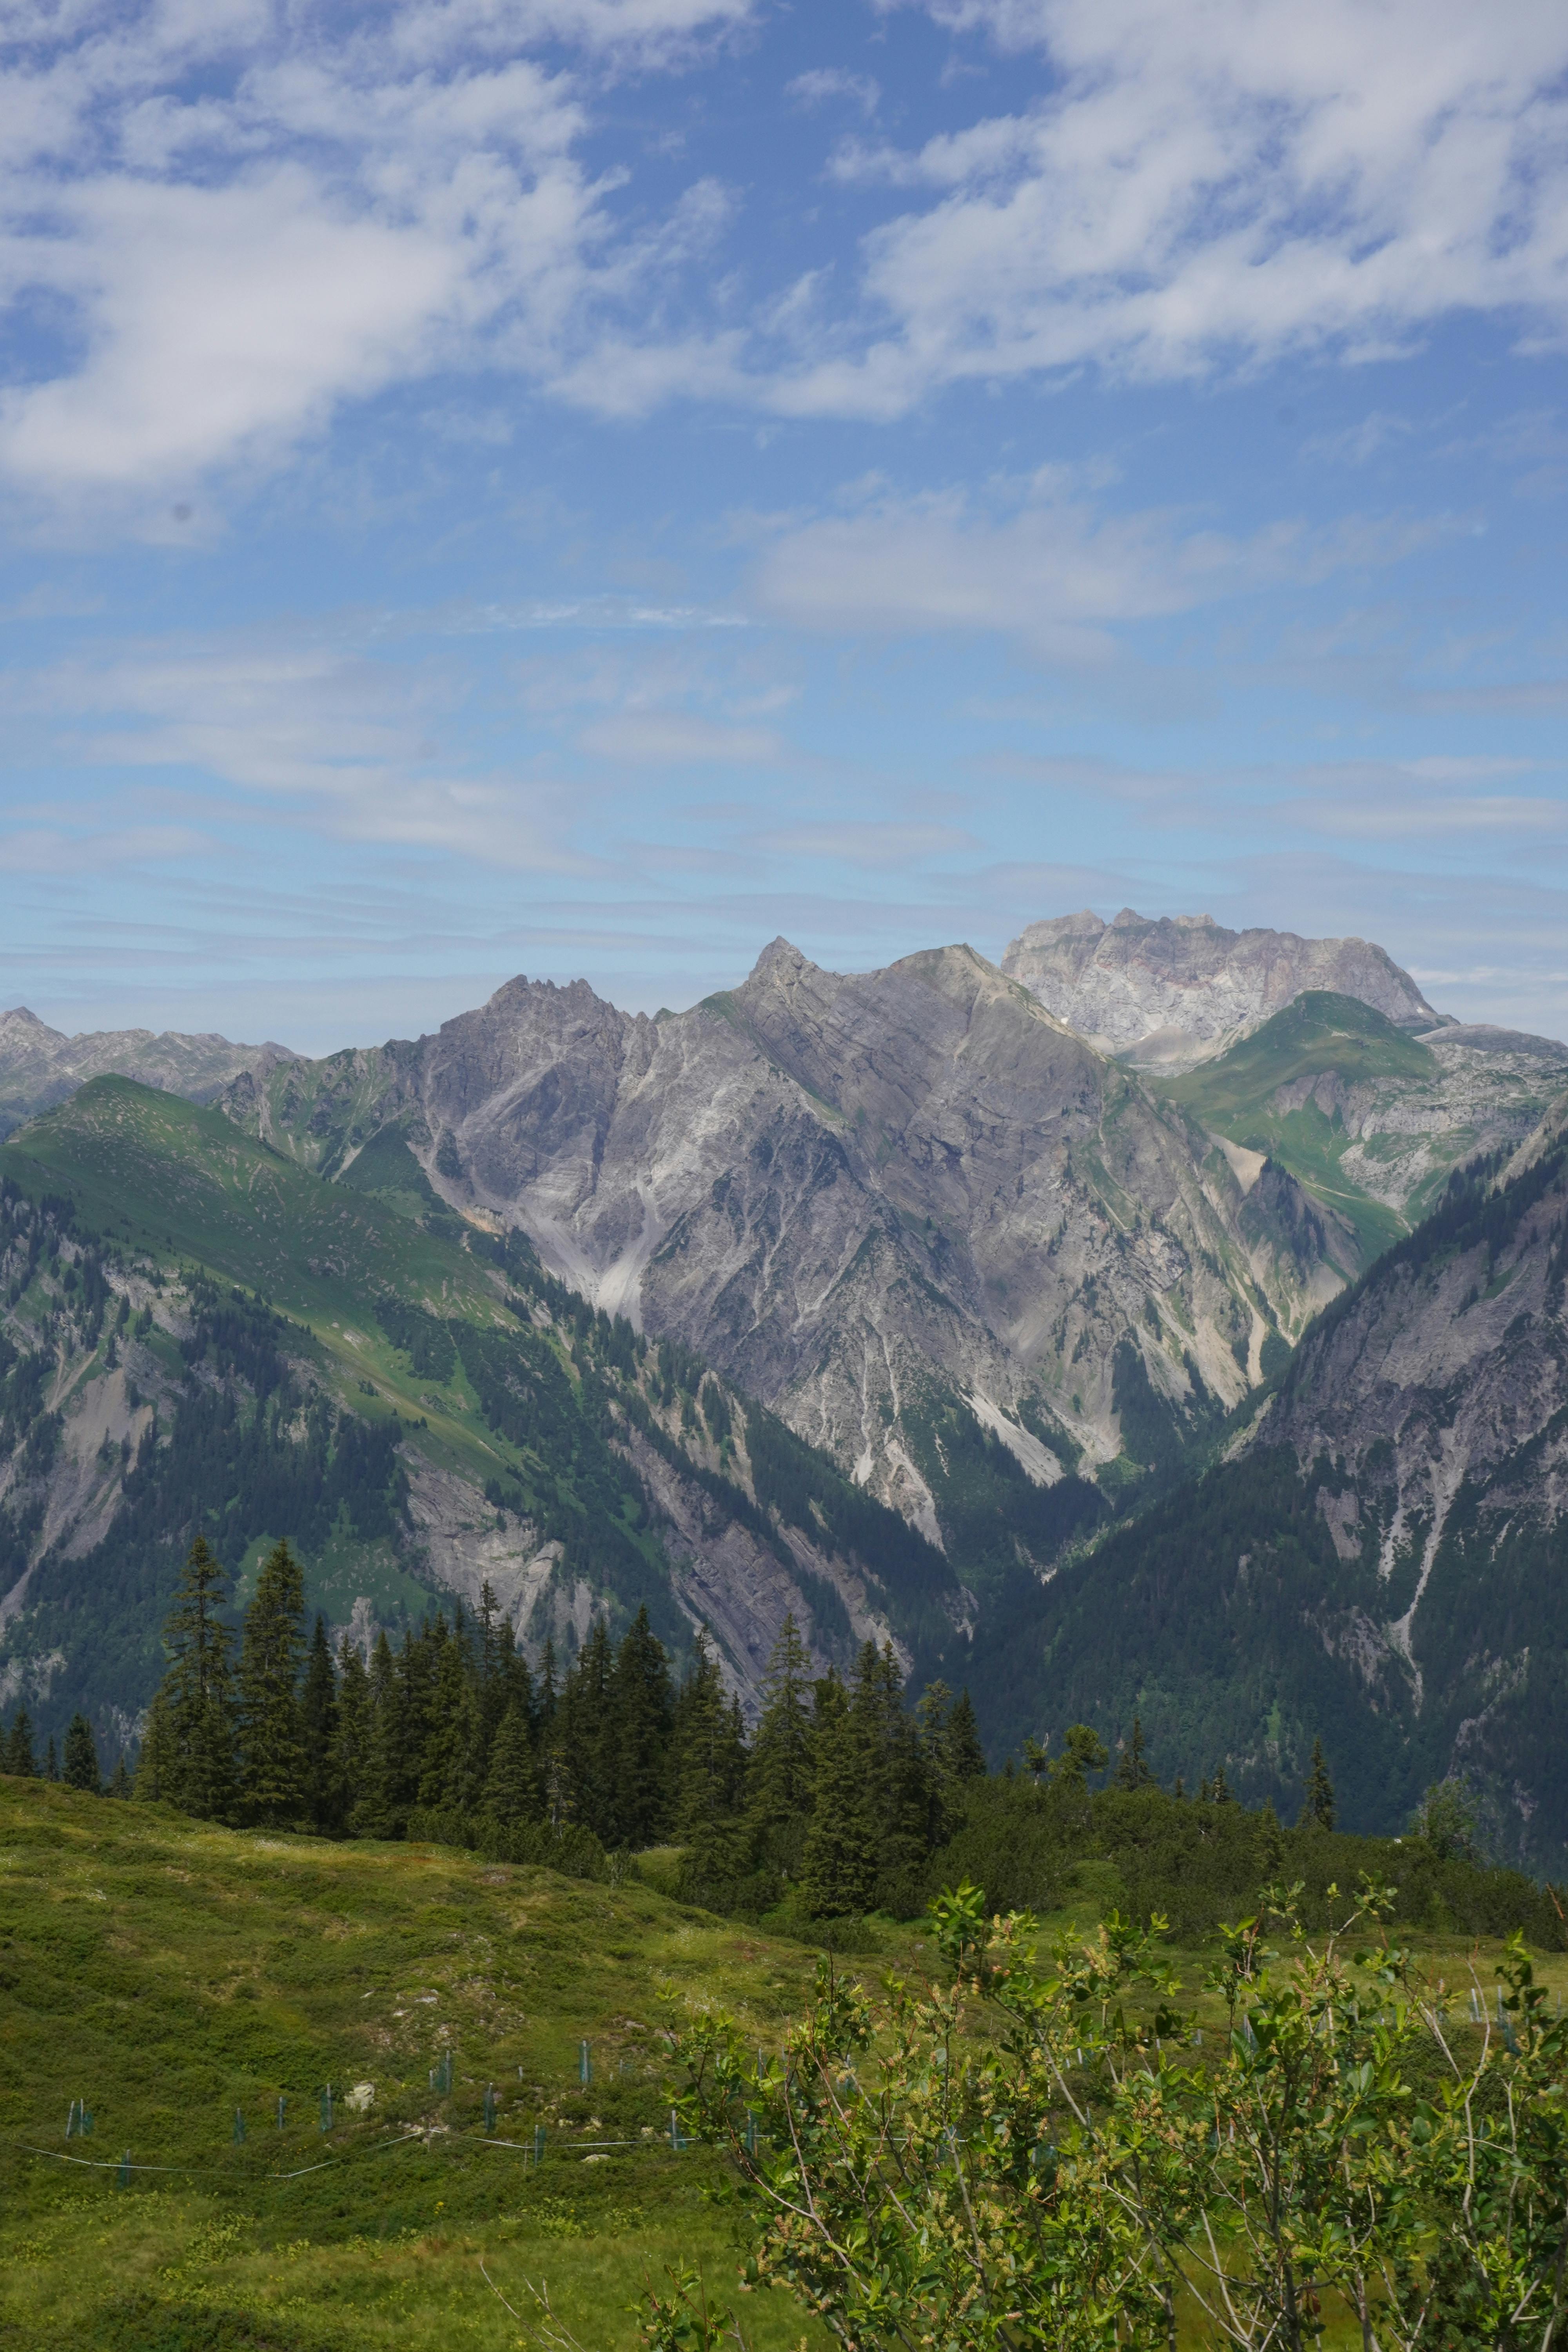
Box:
353;1633;401;1838
945;1690;987;1779
1212;1763;1232;1805
611;1606;674;1849
332;1636;372;1823
1300;1739;1336;1831
156;1534;238;1820
670;1629;747;1902
745;1614;814;1876
300;1615;340;1834
45;1735;58;1782
417;1619;480;1815
800;1675;877;1918
135;1690;178;1802
62;1712;101;1793
4;1706;36;1776
1114;1716;1154;1790
237;1538;307;1827
108;1753;133;1798
482;1702;539;1826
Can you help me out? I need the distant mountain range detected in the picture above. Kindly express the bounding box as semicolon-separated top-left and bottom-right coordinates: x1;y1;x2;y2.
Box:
3;913;1566;1864
0;1005;293;1142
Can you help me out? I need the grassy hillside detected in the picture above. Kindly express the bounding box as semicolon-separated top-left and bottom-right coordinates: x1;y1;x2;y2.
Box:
0;1777;833;2351
1162;991;1434;1258
4;1776;1566;2351
0;1080;964;1753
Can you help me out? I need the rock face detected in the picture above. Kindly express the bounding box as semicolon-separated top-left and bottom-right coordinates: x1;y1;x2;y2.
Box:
0;1007;292;1140
1002;909;1442;1067
974;1092;1568;1867
225;938;1361;1556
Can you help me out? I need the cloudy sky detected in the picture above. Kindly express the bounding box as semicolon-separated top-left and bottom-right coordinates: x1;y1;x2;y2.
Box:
3;0;1568;1051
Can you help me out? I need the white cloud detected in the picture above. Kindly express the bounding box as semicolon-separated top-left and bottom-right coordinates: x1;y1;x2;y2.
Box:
750;475;1463;656
787;68;880;118
0;631;590;869
579;711;782;760
763;0;1568;416
0;0;748;512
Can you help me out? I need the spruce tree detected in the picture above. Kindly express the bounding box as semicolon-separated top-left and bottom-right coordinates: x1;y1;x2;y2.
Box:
237;1537;307;1827
1114;1716;1153;1790
332;1636;373;1824
135;1689;178;1802
157;1534;238;1820
670;1629;747;1902
417;1621;479;1815
745;1614;814;1876
5;1706;36;1776
353;1632;401;1838
800;1675;877;1918
45;1735;58;1782
62;1712;101;1793
482;1701;539;1826
611;1605;674;1849
300;1615;340;1834
108;1753;133;1798
945;1690;987;1779
1300;1739;1336;1831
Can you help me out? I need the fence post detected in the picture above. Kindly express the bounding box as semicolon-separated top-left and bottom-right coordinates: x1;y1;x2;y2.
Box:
579;2040;591;2087
276;2096;287;2130
233;2109;247;2144
484;2083;497;2136
320;2086;334;2133
532;2123;546;2166
117;2150;131;2189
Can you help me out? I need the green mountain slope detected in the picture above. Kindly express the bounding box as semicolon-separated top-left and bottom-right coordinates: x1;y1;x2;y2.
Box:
1162;990;1563;1256
964;1108;1568;1872
0;1079;971;1761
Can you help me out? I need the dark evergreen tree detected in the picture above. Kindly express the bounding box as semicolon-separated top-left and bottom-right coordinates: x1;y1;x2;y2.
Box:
745;1614;814;1877
482;1701;539;1825
610;1606;674;1849
945;1689;987;1780
237;1537;307;1826
156;1533;238;1820
4;1706;36;1776
1114;1716;1154;1790
417;1619;480;1813
45;1735;58;1782
62;1712;100;1793
800;1675;877;1917
108;1753;133;1798
354;1632;401;1838
332;1637;374;1822
135;1690;178;1802
300;1614;340;1834
1300;1739;1336;1831
670;1629;747;1902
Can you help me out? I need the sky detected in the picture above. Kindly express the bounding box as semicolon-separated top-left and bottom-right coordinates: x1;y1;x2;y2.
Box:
3;0;1568;1054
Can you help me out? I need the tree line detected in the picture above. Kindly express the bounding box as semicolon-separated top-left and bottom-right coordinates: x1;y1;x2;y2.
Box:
0;1534;988;1918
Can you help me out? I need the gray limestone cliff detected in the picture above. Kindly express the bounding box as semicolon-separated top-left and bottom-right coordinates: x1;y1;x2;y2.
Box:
1002;908;1443;1067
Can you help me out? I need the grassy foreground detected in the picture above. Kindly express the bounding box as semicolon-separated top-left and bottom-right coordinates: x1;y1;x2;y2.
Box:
5;1779;1568;2352
0;1779;836;2352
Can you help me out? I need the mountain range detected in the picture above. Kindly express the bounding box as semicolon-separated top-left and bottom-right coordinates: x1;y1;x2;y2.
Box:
2;913;1566;1865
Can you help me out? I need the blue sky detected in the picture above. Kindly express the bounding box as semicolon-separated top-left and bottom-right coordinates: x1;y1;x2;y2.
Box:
3;0;1568;1052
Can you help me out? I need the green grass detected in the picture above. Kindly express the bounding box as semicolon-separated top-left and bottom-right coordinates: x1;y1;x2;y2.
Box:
1161;993;1436;1258
0;1777;840;2351
5;1779;1562;2350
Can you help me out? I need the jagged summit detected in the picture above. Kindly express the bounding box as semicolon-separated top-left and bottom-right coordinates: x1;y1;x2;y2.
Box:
0;1010;294;1141
1003;907;1443;1068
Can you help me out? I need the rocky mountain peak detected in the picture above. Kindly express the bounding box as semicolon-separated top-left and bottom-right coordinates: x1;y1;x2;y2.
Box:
1002;907;1441;1067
